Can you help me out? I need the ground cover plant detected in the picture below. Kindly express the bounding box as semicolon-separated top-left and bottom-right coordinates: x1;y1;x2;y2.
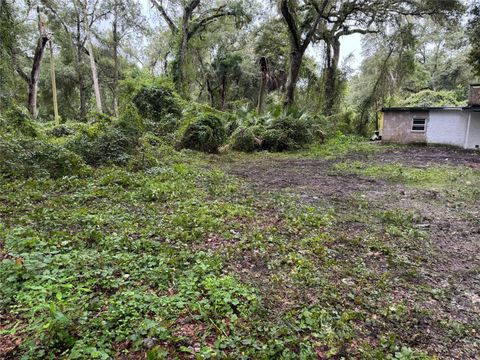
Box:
3;0;480;357
1;121;479;359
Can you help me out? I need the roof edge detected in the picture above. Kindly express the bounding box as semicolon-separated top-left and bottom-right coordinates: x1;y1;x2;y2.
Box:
381;106;465;112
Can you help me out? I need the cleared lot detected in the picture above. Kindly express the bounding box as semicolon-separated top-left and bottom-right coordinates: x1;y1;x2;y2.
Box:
1;142;479;359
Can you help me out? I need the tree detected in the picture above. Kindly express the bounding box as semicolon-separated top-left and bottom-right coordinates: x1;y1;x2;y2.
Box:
0;0;17;111
49;40;60;124
13;6;50;118
253;18;289;114
77;0;103;113
150;0;249;93
102;0;145;115
467;1;480;76
42;0;107;118
315;1;379;115
278;0;331;111
279;0;463;113
212;49;242;110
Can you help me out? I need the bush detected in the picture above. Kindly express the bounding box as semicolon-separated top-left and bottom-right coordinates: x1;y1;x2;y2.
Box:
48;125;74;138
261;114;312;152
67;117;141;166
131;81;182;135
328;110;359;135
0;136;86;179
178;114;226;153
231;126;258;152
0;104;41;138
126;133;163;171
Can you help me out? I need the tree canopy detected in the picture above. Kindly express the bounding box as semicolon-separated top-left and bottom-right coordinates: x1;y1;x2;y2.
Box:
0;0;475;131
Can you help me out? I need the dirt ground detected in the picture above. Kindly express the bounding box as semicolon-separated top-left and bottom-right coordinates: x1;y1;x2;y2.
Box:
224;145;480;359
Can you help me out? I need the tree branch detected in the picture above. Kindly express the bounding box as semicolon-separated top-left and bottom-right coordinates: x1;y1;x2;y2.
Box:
189;9;237;38
301;0;331;52
150;0;177;33
185;0;201;17
280;0;301;50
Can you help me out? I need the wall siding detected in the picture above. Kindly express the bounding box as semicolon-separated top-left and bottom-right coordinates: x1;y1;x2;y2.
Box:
382;111;428;143
466;112;480;149
426;110;467;147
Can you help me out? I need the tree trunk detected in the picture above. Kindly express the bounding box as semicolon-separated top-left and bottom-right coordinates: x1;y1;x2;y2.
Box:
174;20;189;92
28;9;49;118
75;15;87;119
324;38;341;116
82;1;102;113
206;77;214;107
219;75;226;110
257;56;267;115
112;0;119;116
284;50;303;112
49;40;60;125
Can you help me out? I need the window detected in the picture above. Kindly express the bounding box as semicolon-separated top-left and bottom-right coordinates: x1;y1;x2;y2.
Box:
411;118;426;132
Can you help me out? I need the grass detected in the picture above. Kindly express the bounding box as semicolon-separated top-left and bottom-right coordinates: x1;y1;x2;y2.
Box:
1;134;478;359
306;134;383;159
334;160;480;202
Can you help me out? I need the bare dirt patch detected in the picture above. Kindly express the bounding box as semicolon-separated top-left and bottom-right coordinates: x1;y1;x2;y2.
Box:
376;145;480;167
223;145;480;359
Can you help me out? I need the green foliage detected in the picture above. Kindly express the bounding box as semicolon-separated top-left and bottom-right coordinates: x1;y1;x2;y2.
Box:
467;2;480;76
67;115;142;166
398;89;465;107
197;275;258;319
230;126;258;152
0;136;86;179
227;108;328;153
48;124;74;138
1;143;474;358
328;110;361;135
334;160;480;199
0;105;42;138
309;133;379;158
123;76;183;135
261;113;312;152
178;113;226;153
0;0;17;109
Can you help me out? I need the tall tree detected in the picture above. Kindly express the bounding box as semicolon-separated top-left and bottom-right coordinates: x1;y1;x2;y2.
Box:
102;0;144;115
278;0;331;111
467;1;480;77
316;1;379;115
13;6;50;118
49;40;60;124
42;0;107;118
78;0;103;113
0;0;17;111
150;0;249;93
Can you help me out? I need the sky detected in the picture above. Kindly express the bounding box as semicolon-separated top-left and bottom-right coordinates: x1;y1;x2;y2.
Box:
340;33;363;70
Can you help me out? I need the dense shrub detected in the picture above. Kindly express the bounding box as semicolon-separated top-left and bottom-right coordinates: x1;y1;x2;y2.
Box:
0;104;41;137
131;81;182;135
328;110;359;135
0;136;86;179
261;115;312;152
67;116;142;166
178;114;226;153
230;126;257;152
126;133;165;171
48;124;74;138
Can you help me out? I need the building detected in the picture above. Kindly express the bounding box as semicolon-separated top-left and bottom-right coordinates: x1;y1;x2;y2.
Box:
380;84;480;149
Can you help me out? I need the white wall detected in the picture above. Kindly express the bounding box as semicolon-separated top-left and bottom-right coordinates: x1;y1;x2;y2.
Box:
426;110;468;147
466;112;480;149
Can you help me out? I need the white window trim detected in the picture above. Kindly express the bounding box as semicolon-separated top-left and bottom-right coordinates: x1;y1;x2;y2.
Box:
411;118;427;133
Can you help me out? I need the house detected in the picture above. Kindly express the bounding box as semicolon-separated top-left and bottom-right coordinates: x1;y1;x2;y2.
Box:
380;84;480;149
